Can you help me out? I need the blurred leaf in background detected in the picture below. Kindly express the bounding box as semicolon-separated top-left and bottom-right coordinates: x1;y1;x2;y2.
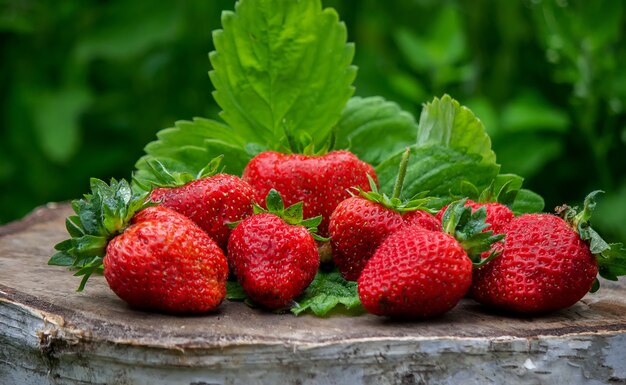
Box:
1;0;625;245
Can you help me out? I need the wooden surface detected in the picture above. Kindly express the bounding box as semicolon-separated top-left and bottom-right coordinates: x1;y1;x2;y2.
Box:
1;204;626;385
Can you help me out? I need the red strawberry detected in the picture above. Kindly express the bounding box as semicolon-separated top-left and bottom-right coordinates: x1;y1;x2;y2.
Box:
105;206;228;313
358;226;471;318
472;191;626;314
403;209;442;232
227;189;321;309
144;158;254;250
358;200;503;319
330;197;404;280
242;150;376;237
436;199;513;234
49;179;228;313
329;149;438;281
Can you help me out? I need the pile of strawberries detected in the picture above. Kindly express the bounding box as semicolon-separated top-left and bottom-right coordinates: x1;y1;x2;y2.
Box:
52;148;622;319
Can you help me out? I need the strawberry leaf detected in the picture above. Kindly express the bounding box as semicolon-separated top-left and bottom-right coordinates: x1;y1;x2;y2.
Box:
226;281;248;301
134;118;251;191
597;243;626;281
291;269;363;317
210;0;356;150
376;145;500;199
334;96;418;165
510;189;545;215
375;96;545;214
417;94;496;166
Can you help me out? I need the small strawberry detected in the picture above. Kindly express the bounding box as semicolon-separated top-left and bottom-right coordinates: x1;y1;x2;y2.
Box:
329;149;438;281
227;189;322;309
435;180;519;235
49;178;228;313
435;200;513;235
358;200;504;319
242;150;377;237
139;157;255;250
471;191;626;314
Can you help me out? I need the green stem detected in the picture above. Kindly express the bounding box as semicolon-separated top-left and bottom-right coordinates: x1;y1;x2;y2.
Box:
392;148;411;200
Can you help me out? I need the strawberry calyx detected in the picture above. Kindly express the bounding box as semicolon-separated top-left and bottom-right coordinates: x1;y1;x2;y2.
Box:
355;148;434;213
441;199;505;266
459;174;522;207
556;190;626;292
48;178;152;291
246;188;327;241
133;155;223;190
282;123;336;156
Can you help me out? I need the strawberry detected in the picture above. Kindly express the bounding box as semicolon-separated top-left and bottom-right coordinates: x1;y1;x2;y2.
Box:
403;209;442;232
242;150;377;237
329;149;438;281
49;178;228;313
358;200;503;318
436;199;513;235
227;189;321;309
471;191;626;314
141;157;254;250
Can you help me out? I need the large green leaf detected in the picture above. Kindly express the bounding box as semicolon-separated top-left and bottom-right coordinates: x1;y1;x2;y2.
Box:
209;0;356;149
134;118;251;189
334;96;418;165
417;94;496;166
376;145;500;198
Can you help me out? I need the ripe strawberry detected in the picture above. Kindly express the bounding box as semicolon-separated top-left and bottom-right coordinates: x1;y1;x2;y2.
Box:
403;209;442;232
358;226;472;318
357;200;503;318
242;150;376;237
142;158;254;250
227;189;321;309
471;191;626;313
49;178;228;313
436;199;513;235
329;149;438;281
105;206;228;313
330;197;404;281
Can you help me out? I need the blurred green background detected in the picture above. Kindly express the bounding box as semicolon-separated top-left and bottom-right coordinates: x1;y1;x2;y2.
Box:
1;0;625;243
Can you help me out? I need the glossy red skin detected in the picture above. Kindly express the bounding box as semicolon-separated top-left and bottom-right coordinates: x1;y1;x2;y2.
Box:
329;197;440;281
149;174;254;250
436;200;514;235
403;209;442;232
358;226;472;318
104;206;228;313
227;213;319;309
329;197;404;281
242;150;377;237
471;214;598;314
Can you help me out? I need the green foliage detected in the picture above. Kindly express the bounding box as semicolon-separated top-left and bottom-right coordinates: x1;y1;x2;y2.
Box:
134;118;252;189
49;178;150;291
334;96;418;165
291;269;363;317
209;0;356;150
1;0;625;247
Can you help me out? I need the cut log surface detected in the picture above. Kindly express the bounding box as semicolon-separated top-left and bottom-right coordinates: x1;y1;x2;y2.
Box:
1;204;626;385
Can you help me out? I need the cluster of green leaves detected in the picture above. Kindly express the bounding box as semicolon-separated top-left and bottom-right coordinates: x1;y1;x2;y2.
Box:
327;0;626;245
48;178;149;290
